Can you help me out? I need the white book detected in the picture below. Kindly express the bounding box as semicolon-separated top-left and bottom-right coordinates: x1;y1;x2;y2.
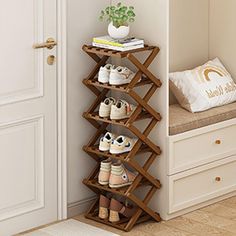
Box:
92;42;144;52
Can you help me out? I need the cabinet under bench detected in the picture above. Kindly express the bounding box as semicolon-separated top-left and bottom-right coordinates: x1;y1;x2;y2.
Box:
168;155;236;214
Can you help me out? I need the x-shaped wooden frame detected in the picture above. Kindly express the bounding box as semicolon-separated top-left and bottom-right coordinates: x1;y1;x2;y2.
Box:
82;46;162;231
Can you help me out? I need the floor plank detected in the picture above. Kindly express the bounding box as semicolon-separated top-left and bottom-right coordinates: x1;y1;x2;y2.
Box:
202;203;236;220
164;216;235;236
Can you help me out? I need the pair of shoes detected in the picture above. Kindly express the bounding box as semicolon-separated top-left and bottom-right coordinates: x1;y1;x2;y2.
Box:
98;64;135;85
99;195;137;222
98;159;136;188
99;97;136;120
99;132;137;154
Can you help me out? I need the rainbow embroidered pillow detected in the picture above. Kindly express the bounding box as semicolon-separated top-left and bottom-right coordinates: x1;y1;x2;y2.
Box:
169;58;236;113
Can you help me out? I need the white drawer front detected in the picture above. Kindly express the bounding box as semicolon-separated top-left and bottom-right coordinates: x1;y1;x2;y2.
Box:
169;156;236;214
169;124;236;174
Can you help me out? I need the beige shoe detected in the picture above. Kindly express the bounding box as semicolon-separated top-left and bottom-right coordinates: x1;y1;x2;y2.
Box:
99;97;116;118
98;64;115;84
98;158;112;185
99;132;116;152
99;195;110;220
110;135;137;154
110;100;136;120
109;198;137;222
109;163;136;188
109;66;135;85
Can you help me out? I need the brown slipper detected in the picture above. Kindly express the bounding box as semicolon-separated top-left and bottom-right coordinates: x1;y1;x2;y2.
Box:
109;198;137;222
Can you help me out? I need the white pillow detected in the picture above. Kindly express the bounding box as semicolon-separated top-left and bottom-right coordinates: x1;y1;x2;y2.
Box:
169;58;236;113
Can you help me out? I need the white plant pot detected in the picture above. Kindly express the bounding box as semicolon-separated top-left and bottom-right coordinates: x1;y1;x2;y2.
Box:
108;22;130;39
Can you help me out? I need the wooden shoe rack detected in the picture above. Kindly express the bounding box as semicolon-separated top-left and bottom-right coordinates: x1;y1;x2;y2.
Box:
82;45;162;232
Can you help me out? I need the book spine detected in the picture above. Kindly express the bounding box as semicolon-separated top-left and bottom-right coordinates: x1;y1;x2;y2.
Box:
92;42;124;51
123;40;144;47
92;42;144;51
93;39;124;47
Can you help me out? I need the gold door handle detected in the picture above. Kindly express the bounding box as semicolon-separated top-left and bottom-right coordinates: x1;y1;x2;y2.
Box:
33;38;57;50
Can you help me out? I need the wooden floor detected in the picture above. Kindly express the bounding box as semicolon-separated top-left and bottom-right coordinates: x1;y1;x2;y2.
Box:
74;196;236;236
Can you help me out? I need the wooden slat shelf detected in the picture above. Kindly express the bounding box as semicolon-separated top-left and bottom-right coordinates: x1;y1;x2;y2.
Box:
82;44;162;231
83;45;158;58
83;111;152;126
85;203;153;232
83;77;154;92
83;144;152;161
83;178;159;197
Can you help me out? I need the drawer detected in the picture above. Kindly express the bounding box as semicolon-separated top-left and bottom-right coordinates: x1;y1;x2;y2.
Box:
169;124;236;174
168;156;236;214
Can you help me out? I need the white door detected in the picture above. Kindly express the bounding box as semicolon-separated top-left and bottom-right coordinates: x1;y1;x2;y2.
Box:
0;0;58;235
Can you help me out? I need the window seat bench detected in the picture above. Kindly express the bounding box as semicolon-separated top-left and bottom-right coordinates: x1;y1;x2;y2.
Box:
169;102;236;135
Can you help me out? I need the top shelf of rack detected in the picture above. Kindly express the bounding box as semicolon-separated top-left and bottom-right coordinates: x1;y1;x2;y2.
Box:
82;45;159;58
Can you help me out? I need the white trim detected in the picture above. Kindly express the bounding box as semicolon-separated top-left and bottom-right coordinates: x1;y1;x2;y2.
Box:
67;196;97;218
57;0;67;220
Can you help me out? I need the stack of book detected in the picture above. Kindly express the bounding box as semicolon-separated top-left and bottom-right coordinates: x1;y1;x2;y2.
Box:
92;36;144;51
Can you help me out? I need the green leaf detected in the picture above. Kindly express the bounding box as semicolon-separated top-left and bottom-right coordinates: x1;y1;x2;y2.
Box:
122;15;128;21
129;18;135;23
129;6;134;10
113;16;119;22
119;9;126;15
127;10;135;17
110;6;115;11
101;10;105;15
117;2;121;7
99;16;104;21
121;6;128;11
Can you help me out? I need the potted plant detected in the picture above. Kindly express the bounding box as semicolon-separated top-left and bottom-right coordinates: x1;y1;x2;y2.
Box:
99;2;136;39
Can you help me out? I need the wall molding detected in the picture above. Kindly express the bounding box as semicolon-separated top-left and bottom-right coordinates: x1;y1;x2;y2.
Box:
67;196;97;218
57;0;68;220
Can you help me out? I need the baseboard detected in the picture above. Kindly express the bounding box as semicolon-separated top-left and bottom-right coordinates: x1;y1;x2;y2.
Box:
67;196;97;218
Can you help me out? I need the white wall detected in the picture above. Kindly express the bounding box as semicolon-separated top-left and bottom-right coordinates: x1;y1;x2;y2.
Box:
67;0;108;215
169;0;209;73
209;0;236;80
169;0;209;104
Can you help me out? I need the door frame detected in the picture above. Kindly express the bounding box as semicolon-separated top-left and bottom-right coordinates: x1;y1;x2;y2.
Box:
57;0;67;220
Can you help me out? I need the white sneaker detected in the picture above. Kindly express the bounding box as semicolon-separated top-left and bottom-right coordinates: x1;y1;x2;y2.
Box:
110;135;137;154
98;64;115;84
109;66;135;85
99;97;116;118
99;132;116;152
110;100;136;120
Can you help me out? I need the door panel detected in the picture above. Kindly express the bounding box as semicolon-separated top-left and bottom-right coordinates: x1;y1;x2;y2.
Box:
0;0;44;105
0;0;57;235
0;117;44;221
